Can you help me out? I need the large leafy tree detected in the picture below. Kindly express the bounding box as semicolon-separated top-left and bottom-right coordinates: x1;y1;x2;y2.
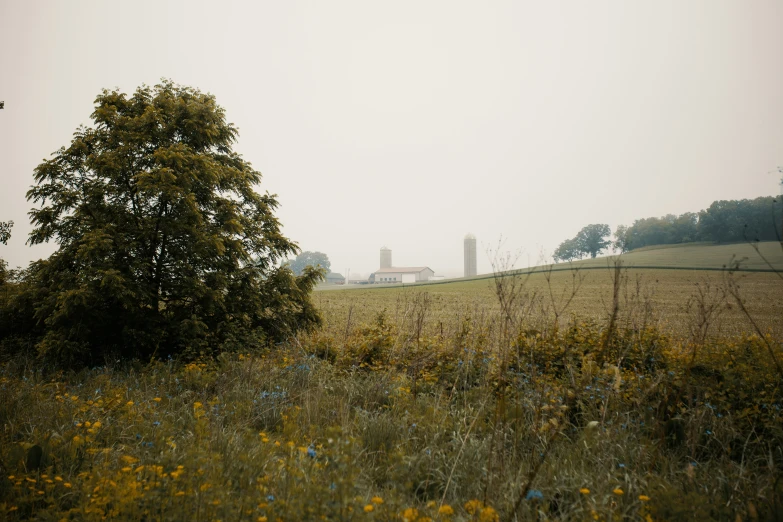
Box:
287;251;331;276
576;224;611;259
553;237;582;263
17;81;323;365
554;224;611;262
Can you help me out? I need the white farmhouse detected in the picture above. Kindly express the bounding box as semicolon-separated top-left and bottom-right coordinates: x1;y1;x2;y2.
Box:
373;267;434;284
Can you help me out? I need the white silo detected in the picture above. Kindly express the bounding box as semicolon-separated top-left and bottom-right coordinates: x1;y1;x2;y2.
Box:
464;234;477;277
380;246;392;269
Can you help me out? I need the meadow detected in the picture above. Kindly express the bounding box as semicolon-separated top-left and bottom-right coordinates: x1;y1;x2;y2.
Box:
1;244;782;521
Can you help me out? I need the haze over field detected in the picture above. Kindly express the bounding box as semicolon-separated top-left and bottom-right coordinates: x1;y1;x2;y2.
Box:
1;1;782;277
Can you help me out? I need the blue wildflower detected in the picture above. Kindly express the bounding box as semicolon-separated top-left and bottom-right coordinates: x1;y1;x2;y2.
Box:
526;489;544;501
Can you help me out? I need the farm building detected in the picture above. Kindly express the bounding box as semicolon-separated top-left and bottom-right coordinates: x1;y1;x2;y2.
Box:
324;272;345;284
373;267;434;283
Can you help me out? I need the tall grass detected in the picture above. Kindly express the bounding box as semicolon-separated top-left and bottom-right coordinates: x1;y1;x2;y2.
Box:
1;260;782;521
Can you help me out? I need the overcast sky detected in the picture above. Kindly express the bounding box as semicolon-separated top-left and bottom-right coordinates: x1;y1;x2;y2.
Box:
1;1;782;277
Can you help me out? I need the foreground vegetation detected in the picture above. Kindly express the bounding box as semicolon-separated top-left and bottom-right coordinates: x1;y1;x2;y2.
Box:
2;260;782;521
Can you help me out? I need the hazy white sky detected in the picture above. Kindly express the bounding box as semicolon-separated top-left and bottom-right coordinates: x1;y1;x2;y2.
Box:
1;1;782;277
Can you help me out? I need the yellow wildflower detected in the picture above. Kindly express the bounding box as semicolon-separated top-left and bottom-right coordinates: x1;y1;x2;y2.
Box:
638;494;651;501
126;401;134;406
613;487;624;496
402;507;418;521
580;488;590;495
479;506;499;522
257;517;268;522
193;402;203;409
153;397;162;402
54;476;62;482
175;491;185;496
371;496;384;505
438;504;454;516
121;467;132;472
464;500;483;515
64;483;72;488
92;421;102;428
364;504;374;513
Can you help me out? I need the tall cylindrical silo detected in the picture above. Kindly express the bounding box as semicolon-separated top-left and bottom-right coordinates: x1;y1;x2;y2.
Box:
464;234;477;277
380;246;392;269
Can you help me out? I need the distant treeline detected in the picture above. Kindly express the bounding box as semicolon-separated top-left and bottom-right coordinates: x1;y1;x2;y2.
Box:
615;196;781;252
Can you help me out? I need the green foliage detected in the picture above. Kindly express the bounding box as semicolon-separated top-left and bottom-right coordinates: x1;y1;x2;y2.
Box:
618;196;782;251
553;237;583;262
612;224;629;253
4;80;323;366
554;224;611;261
287;250;331;276
576;224;611;258
0;220;13;288
0;220;12;245
1;311;781;520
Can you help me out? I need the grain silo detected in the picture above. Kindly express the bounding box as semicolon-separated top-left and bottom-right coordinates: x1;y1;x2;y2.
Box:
464;234;477;278
380;246;392;269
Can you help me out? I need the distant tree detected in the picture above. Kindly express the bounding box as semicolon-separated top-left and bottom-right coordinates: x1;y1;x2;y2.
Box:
576;224;611;258
0;220;12;245
613;224;629;253
287;251;331;276
553;237;583;263
697;197;779;243
5;81;324;367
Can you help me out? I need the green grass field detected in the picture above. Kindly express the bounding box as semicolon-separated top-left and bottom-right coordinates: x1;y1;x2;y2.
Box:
2;242;782;521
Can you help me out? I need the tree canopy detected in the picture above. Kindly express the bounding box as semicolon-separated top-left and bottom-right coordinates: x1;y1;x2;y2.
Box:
4;81;323;366
287;251;331;276
554;224;611;262
616;197;781;252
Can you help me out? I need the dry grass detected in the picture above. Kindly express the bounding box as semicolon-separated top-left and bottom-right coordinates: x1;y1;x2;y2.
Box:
1;257;782;521
317;268;783;338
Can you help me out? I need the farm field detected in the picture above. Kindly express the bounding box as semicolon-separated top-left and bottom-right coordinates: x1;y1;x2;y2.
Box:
1;244;782;521
317;242;783;339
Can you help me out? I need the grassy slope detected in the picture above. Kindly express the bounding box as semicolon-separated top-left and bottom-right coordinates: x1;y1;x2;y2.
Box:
316;242;783;338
